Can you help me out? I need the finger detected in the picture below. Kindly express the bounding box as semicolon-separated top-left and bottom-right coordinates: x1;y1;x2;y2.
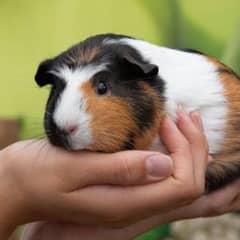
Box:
204;180;240;215
67;176;200;225
55;150;173;188
171;180;240;219
189;111;208;188
190;110;204;131
160;115;193;181
177;108;208;189
109;180;240;238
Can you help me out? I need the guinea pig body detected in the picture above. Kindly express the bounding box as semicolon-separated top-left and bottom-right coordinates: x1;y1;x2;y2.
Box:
35;33;240;192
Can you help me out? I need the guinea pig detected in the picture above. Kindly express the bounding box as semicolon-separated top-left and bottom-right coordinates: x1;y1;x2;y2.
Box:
35;33;240;193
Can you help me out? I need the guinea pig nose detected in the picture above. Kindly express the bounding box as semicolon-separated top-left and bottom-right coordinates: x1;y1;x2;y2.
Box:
66;125;78;135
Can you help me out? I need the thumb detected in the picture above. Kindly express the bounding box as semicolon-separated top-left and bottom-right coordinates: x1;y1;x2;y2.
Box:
73;151;173;186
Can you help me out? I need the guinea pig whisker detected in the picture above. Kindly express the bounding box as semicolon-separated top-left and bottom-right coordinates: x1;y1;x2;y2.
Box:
36;140;51;159
20;139;48;153
28;133;47;140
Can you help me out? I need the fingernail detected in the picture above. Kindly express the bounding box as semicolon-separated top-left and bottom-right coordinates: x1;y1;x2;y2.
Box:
192;111;203;130
146;155;172;178
179;104;188;112
177;104;187;120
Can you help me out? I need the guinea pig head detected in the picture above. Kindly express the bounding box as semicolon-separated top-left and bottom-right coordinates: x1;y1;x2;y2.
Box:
35;36;165;152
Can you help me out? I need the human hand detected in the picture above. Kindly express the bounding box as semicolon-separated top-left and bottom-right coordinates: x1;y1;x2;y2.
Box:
0;140;173;238
23;180;240;240
23;108;210;240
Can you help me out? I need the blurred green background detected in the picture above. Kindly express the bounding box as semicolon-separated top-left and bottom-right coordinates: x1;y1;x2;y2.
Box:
0;0;239;140
0;1;239;239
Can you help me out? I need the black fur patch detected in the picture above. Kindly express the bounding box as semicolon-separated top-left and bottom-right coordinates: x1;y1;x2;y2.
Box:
122;132;136;150
206;160;240;193
54;33;134;67
180;48;205;55
44;79;69;149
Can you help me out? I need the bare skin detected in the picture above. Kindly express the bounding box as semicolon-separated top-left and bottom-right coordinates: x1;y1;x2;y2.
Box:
1;109;209;239
0;144;170;239
23;109;240;240
22;180;240;240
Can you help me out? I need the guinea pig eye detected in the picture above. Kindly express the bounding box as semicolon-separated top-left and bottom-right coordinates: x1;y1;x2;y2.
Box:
96;81;108;95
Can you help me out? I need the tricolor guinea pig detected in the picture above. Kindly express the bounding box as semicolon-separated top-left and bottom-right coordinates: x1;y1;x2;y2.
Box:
35;33;240;193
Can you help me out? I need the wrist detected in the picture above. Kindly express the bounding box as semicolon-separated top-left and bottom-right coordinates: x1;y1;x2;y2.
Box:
0;152;15;238
0;148;30;233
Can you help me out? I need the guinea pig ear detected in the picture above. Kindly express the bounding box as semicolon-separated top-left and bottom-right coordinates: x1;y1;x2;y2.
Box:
122;55;159;78
35;59;55;87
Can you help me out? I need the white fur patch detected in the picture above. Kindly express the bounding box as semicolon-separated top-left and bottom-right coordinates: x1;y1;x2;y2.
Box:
53;64;106;150
120;38;227;154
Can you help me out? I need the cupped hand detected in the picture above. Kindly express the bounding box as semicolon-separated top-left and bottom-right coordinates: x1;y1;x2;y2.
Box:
1;141;173;232
23;179;240;240
23;108;210;240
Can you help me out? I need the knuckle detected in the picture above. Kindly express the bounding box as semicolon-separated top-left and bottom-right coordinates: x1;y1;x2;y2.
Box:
117;157;133;184
115;152;144;184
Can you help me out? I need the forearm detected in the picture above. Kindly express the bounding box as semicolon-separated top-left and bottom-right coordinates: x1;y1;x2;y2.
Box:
0;150;25;239
0;167;14;239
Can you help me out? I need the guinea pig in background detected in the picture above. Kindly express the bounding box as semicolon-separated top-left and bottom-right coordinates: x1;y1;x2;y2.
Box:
35;33;240;193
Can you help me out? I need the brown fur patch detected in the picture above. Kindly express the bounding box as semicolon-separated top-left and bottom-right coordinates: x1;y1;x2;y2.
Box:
220;73;240;155
80;81;138;152
65;47;100;65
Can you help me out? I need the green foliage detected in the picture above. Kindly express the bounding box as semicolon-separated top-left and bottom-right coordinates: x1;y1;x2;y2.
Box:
135;224;171;240
180;0;240;59
223;25;240;75
139;0;183;47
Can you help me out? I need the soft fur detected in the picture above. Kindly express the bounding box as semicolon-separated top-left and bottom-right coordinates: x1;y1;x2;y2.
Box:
35;33;240;192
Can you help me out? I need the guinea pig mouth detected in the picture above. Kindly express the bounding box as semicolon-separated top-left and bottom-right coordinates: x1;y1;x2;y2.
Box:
45;125;92;151
45;124;72;150
49;131;71;150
